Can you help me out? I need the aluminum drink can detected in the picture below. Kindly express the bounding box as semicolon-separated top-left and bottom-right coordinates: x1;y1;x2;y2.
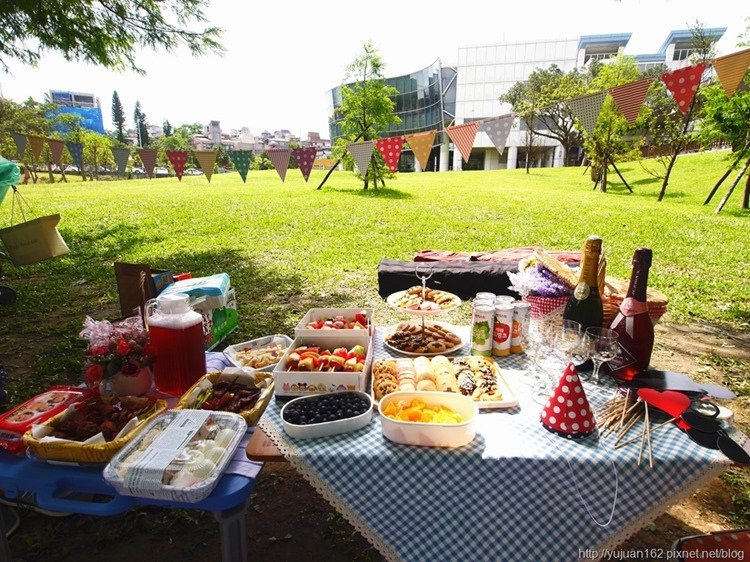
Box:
494;295;516;305
491;304;515;357
475;292;496;305
510;301;531;353
471;304;495;357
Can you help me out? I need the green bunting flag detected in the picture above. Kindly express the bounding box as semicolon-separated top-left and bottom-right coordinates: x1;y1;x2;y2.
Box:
229;150;252;184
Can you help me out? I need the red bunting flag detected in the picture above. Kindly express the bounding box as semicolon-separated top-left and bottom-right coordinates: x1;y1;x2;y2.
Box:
661;63;705;114
166;150;189;181
27;135;46;162
446;122;479;163
292;147;317;182
267;148;292;182
137;148;158;179
375;136;404;173
712;48;750;96
609;78;653;126
47;139;65;165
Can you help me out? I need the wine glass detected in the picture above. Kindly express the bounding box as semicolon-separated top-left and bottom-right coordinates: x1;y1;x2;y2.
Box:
553;320;582;366
583;327;619;385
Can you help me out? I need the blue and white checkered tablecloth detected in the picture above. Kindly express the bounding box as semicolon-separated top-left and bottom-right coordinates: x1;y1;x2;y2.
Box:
259;327;728;562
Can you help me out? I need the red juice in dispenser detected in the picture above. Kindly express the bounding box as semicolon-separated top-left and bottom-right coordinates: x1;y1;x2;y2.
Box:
147;293;206;396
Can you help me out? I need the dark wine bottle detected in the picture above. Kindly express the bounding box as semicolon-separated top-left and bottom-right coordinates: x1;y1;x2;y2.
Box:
563;235;603;331
609;248;655;380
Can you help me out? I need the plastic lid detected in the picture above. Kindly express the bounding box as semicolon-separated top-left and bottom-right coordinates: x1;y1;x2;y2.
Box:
156;293;191;314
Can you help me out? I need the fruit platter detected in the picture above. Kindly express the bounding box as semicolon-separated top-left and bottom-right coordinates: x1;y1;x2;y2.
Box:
295;308;373;337
386;286;461;316
284;344;367;372
281;391;373;439
371;355;518;409
383;321;464;356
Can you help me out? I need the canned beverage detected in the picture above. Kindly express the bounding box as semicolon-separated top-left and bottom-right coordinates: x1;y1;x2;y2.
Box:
471;304;494;357
510;301;531;353
494;295;515;304
491;304;514;357
475;292;496;305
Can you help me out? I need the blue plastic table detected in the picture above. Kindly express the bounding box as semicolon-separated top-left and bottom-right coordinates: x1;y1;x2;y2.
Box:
0;429;261;562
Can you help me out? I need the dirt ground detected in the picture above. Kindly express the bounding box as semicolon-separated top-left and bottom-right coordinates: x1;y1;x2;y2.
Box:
4;319;750;562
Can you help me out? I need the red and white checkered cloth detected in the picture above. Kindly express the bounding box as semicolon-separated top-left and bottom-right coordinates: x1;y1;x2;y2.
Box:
522;295;569;318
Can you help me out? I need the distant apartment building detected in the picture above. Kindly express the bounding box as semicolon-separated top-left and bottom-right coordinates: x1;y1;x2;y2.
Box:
46;89;105;134
327;27;726;172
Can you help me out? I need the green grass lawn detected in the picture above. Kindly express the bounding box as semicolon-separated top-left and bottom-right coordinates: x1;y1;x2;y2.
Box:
0;150;748;397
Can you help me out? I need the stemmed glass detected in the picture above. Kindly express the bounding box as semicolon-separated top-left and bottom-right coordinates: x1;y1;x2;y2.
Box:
554;320;582;367
583;327;619;384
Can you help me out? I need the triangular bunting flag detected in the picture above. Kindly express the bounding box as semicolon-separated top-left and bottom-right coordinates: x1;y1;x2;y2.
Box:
111;147;130;176
375;136;404;173
229;150;252;184
137;148;158;179
348;140;375;176
47;139;65;165
568;91;607;135
267;148;292;182
609;78;653;126
479;115;514;155
27;135;46;162
166;150;189;180
11;133;27;159
404;130;436;171
713;48;750;96
66;142;84;169
292;146;317;182
446;122;479;163
661;63;705;114
195;150;217;183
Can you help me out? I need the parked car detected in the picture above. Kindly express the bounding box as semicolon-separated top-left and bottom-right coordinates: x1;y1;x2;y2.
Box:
216;167;232;174
64;165;79;173
184;168;203;176
154;166;169;177
131;167;145;175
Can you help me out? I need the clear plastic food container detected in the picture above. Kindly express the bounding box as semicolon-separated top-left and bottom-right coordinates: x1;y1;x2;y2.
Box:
103;409;245;502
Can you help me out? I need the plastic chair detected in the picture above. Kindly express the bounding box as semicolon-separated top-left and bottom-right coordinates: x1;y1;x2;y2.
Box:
671;528;750;561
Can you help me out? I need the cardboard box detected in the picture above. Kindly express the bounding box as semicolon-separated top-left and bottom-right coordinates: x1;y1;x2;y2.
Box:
114;262;174;317
191;287;238;351
273;333;372;397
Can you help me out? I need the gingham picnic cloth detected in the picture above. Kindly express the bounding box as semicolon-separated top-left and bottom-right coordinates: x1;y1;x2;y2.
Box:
259;327;729;562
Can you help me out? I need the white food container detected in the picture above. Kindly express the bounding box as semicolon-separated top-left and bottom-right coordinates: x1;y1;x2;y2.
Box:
379;391;478;448
103;410;245;503
224;334;293;371
273;332;372;397
294;308;373;338
281;391;373;439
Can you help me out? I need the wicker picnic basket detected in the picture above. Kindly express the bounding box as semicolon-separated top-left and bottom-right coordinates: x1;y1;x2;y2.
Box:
175;370;275;426
23;399;167;463
602;276;669;326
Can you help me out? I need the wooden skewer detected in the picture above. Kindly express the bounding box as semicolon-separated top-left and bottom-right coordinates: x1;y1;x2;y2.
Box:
645;403;653;469
614;408;642;444
615;417;676;449
637;415;647;467
618;389;631;430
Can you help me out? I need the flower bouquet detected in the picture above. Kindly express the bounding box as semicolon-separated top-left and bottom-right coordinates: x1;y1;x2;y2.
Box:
80;316;155;396
508;252;575;321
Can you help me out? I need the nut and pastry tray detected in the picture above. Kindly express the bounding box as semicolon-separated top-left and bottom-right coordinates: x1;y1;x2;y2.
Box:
382;321;464;357
371;355;518;410
386;286;461;316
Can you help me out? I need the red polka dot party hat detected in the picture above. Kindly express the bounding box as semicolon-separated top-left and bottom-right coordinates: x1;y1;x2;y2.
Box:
540;363;596;438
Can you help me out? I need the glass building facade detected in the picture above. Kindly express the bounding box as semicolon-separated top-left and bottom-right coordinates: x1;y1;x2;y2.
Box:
328;60;454;142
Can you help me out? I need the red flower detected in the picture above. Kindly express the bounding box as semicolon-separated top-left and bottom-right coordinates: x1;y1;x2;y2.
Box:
116;338;130;356
90;345;110;357
85;364;104;385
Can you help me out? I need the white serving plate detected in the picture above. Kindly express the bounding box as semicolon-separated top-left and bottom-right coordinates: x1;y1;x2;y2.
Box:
281;391;373;439
382;321;464;357
451;356;519;410
379;391;477;448
224;334;293;371
386;289;461;317
294;307;374;338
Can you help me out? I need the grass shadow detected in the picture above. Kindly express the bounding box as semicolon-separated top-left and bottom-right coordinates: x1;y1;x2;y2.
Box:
323;186;414;200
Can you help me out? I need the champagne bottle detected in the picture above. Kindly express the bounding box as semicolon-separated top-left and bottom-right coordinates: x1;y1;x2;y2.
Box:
610;248;654;380
563;235;603;331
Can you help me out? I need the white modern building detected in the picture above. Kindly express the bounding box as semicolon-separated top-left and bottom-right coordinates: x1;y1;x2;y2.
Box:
328;27;727;172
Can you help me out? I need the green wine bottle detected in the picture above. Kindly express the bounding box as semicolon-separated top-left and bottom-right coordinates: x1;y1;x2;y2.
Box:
563;235;603;331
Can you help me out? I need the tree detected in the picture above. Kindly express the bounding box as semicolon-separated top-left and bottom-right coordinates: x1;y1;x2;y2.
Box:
0;1;223;73
133;101;149;147
323;41;400;190
500;65;587;165
163;120;173;137
112;91;126;144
